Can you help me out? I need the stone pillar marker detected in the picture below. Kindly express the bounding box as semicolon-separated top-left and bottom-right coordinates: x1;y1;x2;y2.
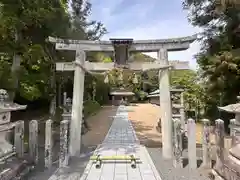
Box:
14;120;24;158
45;119;53;169
202;119;211;168
229;119;236;146
29;120;38;164
59;120;69;167
215;119;225;173
187;118;197;169
69;50;85;157
158;48;173;159
173;118;183;168
180;92;185;130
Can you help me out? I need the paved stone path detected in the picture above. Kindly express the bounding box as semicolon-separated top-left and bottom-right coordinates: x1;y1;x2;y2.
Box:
79;105;162;180
48;105;162;180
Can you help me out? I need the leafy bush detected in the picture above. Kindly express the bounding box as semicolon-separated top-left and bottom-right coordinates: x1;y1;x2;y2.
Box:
83;100;101;118
134;90;148;101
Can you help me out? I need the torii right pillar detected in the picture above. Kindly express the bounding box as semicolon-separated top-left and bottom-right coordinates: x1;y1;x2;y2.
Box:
158;48;173;159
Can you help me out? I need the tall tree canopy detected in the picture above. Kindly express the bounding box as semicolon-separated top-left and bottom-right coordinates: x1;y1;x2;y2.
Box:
0;0;107;102
183;0;240;119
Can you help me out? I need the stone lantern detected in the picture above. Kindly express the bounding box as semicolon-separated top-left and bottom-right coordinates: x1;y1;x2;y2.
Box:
62;97;72;121
65;97;72;113
217;96;240;179
0;89;27;157
218;98;240;141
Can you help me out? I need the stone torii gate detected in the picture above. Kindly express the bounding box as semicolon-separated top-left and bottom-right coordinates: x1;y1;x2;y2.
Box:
49;35;196;159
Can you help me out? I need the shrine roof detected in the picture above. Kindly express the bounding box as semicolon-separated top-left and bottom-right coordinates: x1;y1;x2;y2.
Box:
0;104;27;113
110;88;134;96
149;88;184;95
110;92;135;96
218;103;240;113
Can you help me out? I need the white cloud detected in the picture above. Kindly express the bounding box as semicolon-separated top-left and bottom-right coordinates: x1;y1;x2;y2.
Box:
102;19;202;70
89;0;202;70
89;0;123;26
90;0;158;29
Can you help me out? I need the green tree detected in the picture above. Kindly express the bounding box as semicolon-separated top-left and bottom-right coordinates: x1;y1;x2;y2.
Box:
0;0;71;101
0;0;108;119
183;0;240;120
171;70;205;117
70;0;107;40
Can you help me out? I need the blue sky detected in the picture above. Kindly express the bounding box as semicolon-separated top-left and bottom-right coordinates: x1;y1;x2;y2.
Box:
89;0;201;69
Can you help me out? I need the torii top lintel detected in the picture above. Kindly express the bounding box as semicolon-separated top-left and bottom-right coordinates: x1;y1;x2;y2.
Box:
48;34;197;52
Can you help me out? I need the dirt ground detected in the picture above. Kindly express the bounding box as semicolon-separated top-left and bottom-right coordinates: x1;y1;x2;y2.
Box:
81;106;118;148
128;104;232;148
82;104;208;148
128;103;162;147
129;103;205;147
82;103;232;149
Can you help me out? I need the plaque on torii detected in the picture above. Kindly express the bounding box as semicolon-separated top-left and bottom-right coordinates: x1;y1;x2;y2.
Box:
48;35;196;158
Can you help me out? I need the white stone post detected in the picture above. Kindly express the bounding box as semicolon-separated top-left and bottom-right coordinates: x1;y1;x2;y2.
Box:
14;120;24;158
158;48;173;159
215;119;225;173
180;92;185;130
187;118;197;169
59;120;69;167
229;119;236;147
45;119;53;169
69;50;85;157
29;120;38;164
173;118;183;168
202;119;211;168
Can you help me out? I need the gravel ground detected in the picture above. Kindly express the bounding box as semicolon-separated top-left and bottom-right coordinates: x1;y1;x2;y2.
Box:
147;147;211;180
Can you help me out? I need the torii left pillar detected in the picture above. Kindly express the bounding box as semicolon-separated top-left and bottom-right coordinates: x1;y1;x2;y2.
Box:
158;48;173;159
69;50;85;156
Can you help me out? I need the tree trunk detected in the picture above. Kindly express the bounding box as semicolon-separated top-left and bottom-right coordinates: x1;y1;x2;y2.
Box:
45;45;57;118
49;54;57;118
10;32;21;101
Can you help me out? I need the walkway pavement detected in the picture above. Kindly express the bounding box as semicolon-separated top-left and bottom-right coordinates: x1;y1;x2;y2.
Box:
48;105;162;180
